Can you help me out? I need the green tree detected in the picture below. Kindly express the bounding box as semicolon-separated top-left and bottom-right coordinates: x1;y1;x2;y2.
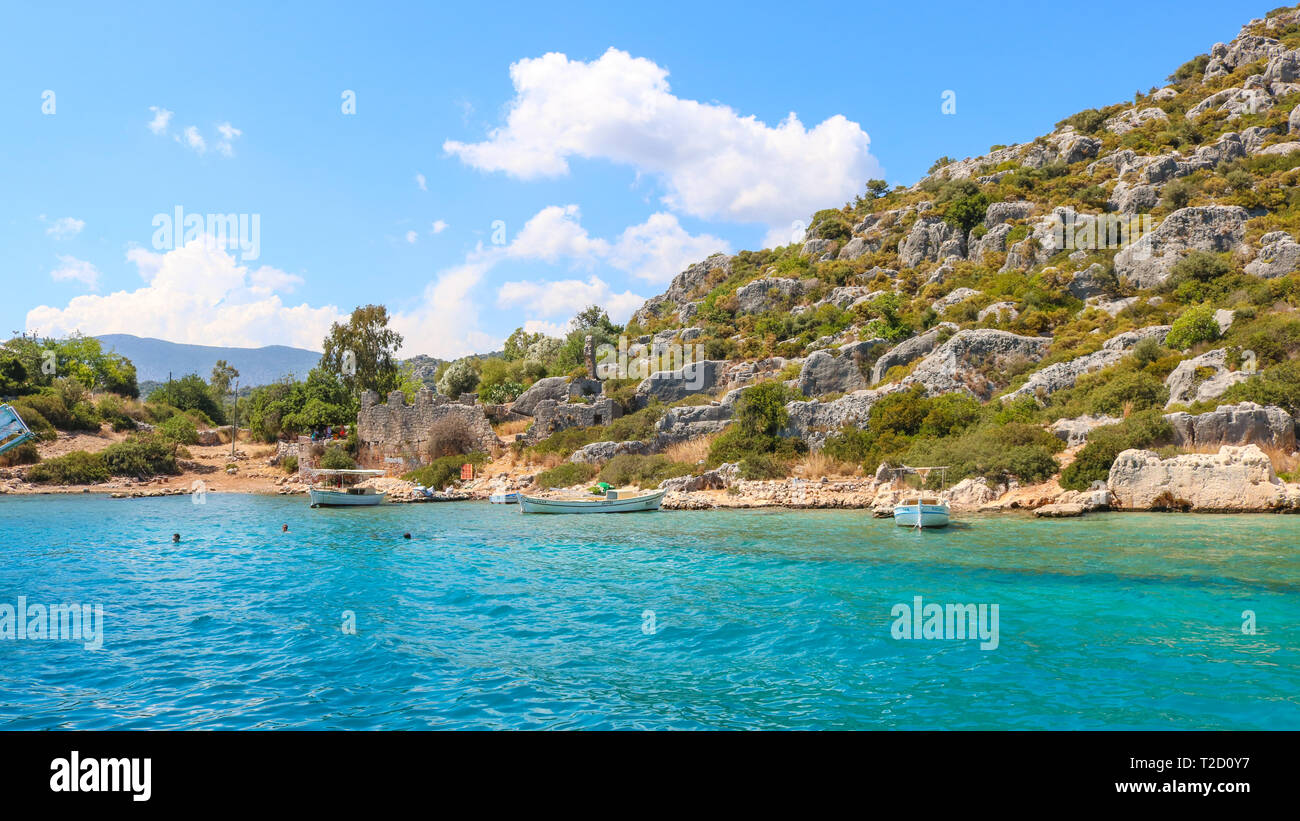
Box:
437;358;480;397
150;374;226;425
320;304;404;400
502;327;543;361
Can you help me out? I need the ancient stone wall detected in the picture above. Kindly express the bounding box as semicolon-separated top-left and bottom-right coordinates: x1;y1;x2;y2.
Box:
356;388;498;470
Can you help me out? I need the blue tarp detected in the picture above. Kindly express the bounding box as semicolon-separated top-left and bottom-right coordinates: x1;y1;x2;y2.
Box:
0;404;35;455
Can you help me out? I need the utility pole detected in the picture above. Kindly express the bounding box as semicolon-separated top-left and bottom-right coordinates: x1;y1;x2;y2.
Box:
230;379;239;459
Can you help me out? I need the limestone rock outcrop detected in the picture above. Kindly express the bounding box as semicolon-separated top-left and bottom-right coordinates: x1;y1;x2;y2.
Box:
797;339;888;397
1164;402;1296;451
1114;206;1249;289
1107;444;1297;512
906;329;1052;400
870;324;957;384
1164;348;1250;408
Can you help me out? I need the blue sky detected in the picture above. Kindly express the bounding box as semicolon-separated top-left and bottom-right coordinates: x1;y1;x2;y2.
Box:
2;0;1266;358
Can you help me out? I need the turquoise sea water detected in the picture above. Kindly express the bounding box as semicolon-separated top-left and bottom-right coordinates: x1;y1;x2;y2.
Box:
0;493;1297;730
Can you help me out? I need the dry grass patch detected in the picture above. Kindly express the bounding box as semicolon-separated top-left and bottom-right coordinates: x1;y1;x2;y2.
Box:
494;418;531;438
792;451;860;479
662;435;715;466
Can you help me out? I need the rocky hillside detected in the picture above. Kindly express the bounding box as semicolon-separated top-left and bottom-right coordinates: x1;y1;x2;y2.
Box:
503;6;1300;509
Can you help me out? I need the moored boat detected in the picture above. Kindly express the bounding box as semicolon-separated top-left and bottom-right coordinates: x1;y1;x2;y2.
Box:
888;465;952;529
893;500;951;528
489;492;520;504
520;488;665;514
308;469;388;507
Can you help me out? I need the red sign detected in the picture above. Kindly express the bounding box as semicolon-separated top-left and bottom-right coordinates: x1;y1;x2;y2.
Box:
460;463;474;481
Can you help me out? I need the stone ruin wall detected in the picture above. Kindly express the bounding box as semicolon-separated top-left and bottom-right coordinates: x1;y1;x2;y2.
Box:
356;388;498;471
521;397;622;446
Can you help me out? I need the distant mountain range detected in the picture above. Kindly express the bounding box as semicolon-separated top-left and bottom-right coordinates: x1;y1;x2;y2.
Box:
97;334;322;386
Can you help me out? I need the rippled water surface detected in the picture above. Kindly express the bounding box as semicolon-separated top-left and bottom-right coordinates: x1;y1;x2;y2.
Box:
1;494;1297;729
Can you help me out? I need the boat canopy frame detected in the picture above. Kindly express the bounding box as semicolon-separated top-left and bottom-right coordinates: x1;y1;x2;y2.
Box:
0;404;36;457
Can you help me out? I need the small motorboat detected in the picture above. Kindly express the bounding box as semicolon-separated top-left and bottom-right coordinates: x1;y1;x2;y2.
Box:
489;492;520;504
520;487;665;514
889;465;951;529
308;469;388;507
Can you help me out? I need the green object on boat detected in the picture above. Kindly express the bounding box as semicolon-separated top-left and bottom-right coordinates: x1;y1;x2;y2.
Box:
590;481;612;495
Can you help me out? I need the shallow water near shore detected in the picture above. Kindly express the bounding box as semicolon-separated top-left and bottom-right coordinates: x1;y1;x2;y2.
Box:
1;493;1297;729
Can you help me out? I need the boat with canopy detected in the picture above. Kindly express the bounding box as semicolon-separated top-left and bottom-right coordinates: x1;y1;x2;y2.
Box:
890;465;951;529
308;469;388;507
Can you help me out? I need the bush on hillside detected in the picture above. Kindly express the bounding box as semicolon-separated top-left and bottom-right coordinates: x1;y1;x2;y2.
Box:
403;451;489;491
100;435;180;479
1165;304;1221;350
597;454;693;488
1059;410;1173;491
535;461;598;489
26;450;110;484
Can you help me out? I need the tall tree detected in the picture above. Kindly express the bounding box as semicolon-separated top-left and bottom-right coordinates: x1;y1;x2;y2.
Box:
320;305;404;399
210;360;239;396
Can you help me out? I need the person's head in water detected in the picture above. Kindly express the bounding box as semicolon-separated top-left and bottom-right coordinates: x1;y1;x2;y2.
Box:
403;533;411;540
172;533;180;543
282;524;288;532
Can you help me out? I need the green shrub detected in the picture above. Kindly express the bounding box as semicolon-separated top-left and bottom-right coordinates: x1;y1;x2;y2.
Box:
597;454;693;488
281;454;298;474
0;442;40;467
101;435;179;478
1059;410;1173;490
905;422;1062;485
1212;358;1300;414
535;461;598;489
7;401;54;439
403;452;488;490
1166;304;1221;350
320;444;356;470
1087;370;1169;416
736;381;792;436
158;414;199;449
27;450;110;484
739;453;791;480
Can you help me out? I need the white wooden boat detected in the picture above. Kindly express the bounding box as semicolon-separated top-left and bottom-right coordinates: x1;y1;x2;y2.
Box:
520;488;665;514
893;500;951;528
489;492;520;504
309;469;387;507
888;465;952;529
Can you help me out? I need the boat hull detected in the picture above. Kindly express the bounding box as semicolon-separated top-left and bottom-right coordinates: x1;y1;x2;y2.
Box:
489;493;520;504
893;503;950;528
520;489;665;514
309;488;387;507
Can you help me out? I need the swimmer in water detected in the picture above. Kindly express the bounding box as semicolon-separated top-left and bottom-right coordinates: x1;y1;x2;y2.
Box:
282;524;289;532
172;533;180;543
403;533;411;539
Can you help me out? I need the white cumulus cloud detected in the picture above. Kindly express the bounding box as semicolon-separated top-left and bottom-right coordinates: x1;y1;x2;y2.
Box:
147;106;173;135
45;217;85;240
444;48;880;236
415;173;428;191
181;125;206;155
431;219;448;234
49;256;101;291
27;240;342;349
496;274;644;323
216;122;242;156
